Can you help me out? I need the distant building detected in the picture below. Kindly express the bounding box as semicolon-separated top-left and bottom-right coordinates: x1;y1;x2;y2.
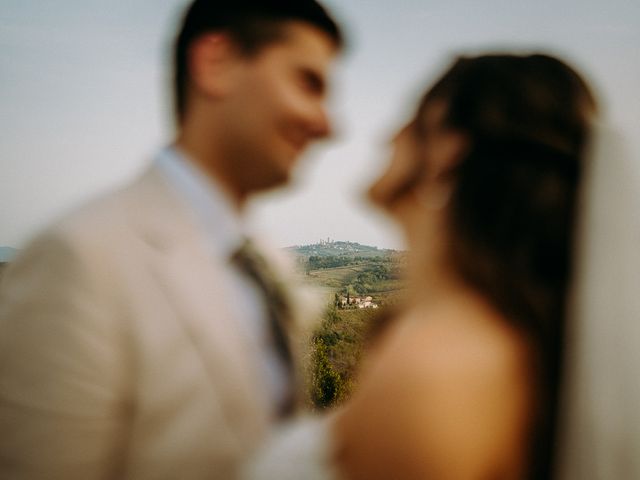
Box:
338;295;378;309
318;237;334;246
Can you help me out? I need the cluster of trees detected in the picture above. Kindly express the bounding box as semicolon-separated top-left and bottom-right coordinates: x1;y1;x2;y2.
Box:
307;306;377;409
308;307;352;408
306;255;365;271
348;261;401;295
304;255;401;292
293;241;382;258
309;338;349;408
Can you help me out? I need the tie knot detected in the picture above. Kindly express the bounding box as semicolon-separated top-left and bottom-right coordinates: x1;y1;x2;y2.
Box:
232;238;268;274
231;238;291;328
231;239;283;302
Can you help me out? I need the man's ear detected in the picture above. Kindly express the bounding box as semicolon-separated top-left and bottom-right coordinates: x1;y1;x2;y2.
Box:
188;33;242;98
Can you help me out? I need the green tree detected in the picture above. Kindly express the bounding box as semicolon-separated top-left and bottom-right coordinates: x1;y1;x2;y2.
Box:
309;339;347;409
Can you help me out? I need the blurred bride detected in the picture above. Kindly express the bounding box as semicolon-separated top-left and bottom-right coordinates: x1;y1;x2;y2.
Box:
244;53;640;479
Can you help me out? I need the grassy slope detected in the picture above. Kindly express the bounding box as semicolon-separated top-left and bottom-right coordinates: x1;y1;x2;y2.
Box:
302;257;407;408
305;263;405;303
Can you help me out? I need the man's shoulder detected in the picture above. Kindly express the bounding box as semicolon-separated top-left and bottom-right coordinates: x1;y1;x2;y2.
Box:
12;167;165;269
42;166;179;249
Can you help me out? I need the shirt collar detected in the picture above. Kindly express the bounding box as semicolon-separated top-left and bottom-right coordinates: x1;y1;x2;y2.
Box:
155;145;246;259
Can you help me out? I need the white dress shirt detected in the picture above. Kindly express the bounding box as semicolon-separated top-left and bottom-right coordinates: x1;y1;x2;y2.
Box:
155;146;290;415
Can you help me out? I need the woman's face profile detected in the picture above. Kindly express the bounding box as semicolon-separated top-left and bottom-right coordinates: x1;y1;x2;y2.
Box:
368;100;467;234
367;122;422;217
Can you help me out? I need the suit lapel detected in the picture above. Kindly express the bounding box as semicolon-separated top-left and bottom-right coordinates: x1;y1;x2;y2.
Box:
156;246;268;418
123;166;268;433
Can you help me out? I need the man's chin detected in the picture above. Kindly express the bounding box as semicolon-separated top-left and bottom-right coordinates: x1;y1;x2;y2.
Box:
267;153;300;186
248;167;293;195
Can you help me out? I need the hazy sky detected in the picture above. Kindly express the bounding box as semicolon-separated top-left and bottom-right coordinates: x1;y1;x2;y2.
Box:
2;0;639;249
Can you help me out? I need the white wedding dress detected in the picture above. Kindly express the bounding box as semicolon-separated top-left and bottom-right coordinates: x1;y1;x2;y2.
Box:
242;125;640;480
242;414;344;480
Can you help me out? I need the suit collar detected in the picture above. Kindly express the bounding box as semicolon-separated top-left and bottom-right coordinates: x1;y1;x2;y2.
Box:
154;146;246;260
122;163;322;416
121;165;271;425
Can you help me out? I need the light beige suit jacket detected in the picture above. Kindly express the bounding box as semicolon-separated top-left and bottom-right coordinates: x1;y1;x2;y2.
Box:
0;166;317;479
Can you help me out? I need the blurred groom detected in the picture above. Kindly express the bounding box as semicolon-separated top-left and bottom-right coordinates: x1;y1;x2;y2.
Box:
0;1;342;478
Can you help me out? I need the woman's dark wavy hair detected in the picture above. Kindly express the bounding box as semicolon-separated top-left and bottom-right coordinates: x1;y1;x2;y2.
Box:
415;54;596;479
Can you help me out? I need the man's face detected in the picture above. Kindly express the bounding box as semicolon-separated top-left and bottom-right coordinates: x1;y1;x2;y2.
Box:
220;21;337;194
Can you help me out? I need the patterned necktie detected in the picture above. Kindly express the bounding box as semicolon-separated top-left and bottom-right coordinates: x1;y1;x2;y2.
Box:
231;238;295;417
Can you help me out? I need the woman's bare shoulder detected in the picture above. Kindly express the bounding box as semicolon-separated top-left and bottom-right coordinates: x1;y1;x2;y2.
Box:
411;300;529;374
336;298;534;479
361;297;532;390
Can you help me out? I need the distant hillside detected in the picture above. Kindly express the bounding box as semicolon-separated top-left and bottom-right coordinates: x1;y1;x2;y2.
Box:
285;240;395;258
288;240;407;301
284;241;408;408
298;242;407;409
0;247;18;262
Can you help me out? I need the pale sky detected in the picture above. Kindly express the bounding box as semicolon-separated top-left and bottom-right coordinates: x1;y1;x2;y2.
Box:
2;0;639;249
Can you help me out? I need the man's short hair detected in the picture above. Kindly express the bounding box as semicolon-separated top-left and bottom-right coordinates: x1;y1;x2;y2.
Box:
173;0;344;123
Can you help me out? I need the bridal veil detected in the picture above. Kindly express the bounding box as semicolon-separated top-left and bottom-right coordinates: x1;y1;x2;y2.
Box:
556;123;640;478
